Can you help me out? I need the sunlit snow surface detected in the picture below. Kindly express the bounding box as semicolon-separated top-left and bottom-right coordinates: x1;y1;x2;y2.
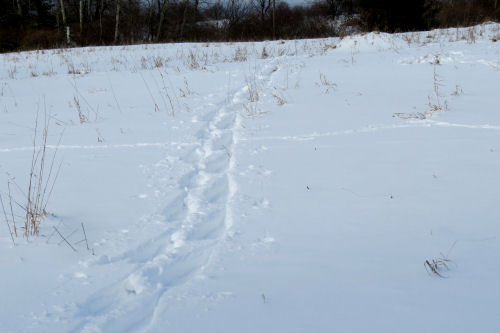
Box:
1;24;500;332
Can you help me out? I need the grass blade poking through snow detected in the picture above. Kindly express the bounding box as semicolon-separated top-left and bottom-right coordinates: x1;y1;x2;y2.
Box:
23;104;63;237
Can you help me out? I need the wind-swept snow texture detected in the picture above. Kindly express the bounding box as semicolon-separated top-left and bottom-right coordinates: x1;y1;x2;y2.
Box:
1;24;500;332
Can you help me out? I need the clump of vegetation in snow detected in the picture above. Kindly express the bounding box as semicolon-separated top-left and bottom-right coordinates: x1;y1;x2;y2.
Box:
1;106;62;241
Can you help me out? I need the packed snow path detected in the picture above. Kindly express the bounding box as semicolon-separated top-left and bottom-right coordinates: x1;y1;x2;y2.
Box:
1;24;500;332
67;64;272;332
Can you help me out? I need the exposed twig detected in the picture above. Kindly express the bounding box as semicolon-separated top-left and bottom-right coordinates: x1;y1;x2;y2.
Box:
81;222;89;251
45;227;57;243
53;226;76;252
159;69;181;116
149;72;169;114
107;74;122;113
68;79;99;119
139;72;160;112
7;181;17;237
41;128;64;215
425;254;454;278
0;195;15;246
57;228;77;245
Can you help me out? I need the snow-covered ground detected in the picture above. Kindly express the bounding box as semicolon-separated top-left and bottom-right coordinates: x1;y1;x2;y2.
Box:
1;24;500;332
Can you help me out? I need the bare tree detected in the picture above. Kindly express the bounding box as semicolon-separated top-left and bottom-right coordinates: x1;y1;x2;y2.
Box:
16;0;22;16
59;0;67;27
225;0;248;31
204;0;223;20
80;0;84;34
324;0;337;18
180;0;190;39
97;0;105;41
88;0;92;22
114;0;121;44
253;0;271;22
272;0;275;39
156;0;169;41
193;0;199;21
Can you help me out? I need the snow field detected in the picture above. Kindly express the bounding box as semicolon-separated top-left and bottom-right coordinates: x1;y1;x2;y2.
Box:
1;23;500;332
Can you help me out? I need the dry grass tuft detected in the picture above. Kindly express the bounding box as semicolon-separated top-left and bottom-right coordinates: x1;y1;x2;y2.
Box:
21;106;63;237
74;96;88;123
427;66;448;113
261;47;269;59
26;112;61;235
316;73;337;94
1;104;63;241
234;46;248;62
272;92;286;106
425;242;457;278
245;74;259;103
425;256;453;278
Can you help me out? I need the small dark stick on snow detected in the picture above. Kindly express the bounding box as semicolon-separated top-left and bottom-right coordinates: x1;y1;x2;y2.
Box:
81;222;90;251
58;228;78;246
53;226;77;252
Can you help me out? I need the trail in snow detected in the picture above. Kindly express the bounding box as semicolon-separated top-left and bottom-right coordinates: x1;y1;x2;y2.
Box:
70;102;237;331
241;120;500;142
64;59;280;333
3;119;499;155
0;142;196;153
2;120;497;154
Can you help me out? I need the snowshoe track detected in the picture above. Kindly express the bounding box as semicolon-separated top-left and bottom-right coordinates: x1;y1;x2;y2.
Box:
68;61;280;332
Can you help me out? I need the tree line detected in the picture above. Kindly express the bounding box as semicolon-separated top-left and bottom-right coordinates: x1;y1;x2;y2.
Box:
1;0;499;52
